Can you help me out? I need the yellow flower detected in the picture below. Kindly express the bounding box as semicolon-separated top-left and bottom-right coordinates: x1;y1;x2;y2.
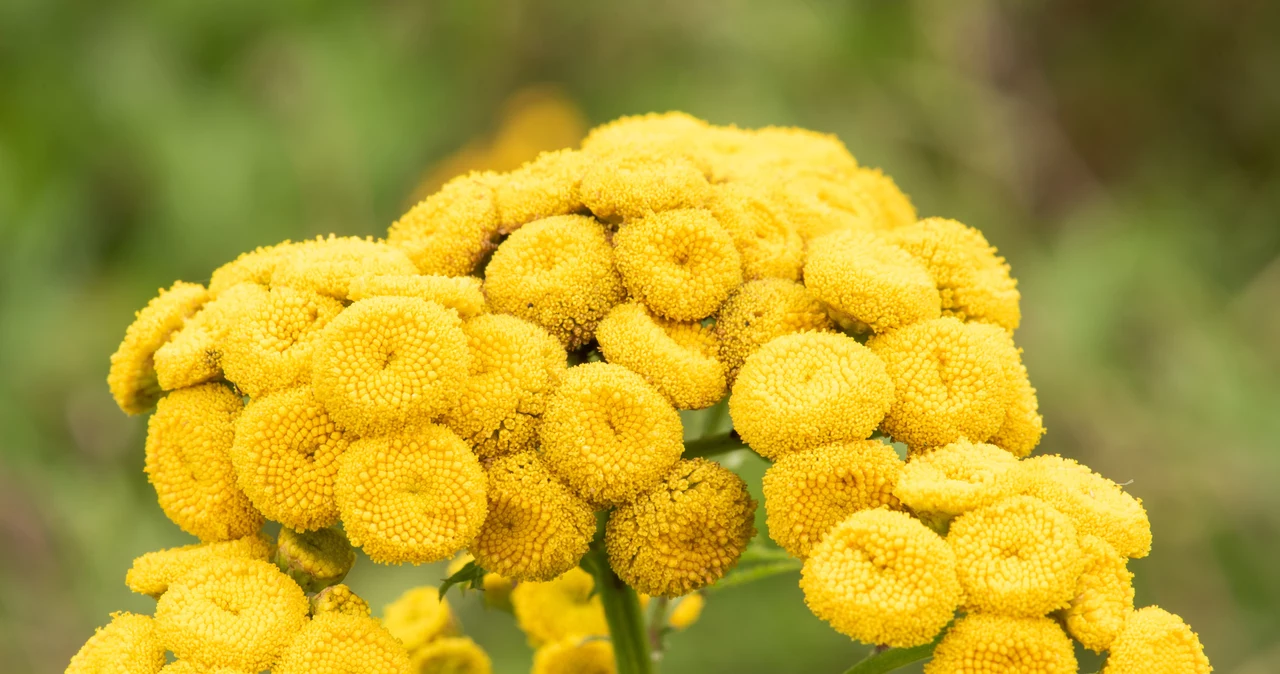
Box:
1103;606;1212;674
144;383;261;542
729;332;893;459
967;322;1045;457
706;183;804;281
1012;455;1152;559
447;553;515;611
800;509;961;648
848;167;917;230
126;534;274;598
272;235;418;299
158;661;249;674
925;613;1077;674
581;111;712;171
612;208;743;321
108;281;209;414
153;283;258;391
763;440;904;558
471;451;595;582
208;242;294;294
412;637;493;674
154;558;309;672
804;229;941;333
539;363;684;507
275;612;412;674
511;567;607;646
735;126;858;179
483;214;625;349
220;284;344;398
495;149;590;232
335;425;487;565
383;586;456;652
948;495;1084;617
893;440;1020;517
310;584;371;617
667;593;705;630
1064;536;1134;653
311;296;469;436
595;302;726;410
531;636;616;674
275;527;356;592
580;149;711;221
757;171;871;241
348;274;487;319
388;171;503;277
66;612;166;674
714;278;834;384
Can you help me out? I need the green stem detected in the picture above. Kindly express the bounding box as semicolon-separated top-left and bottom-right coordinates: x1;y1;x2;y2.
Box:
682;431;746;459
842;638;940;674
584;547;653;674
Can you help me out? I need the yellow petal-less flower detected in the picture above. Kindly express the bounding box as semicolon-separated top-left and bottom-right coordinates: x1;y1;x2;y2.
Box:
849;167;916;230
893;440;1020;517
530;636;616;674
714;278;834;384
736;126;859;179
382;586;456;652
126;534;274;598
208;242;294;294
706;183;804;281
412;637;493;674
1103;606;1212;674
581;111;713;173
596;302;727;410
967;322;1045;457
580;150;711;222
613;208;743;321
925;613;1077;674
311;584;371;617
66;612;166;674
761;171;872;241
805;229;941;333
1013;455;1152;559
275;612;412;674
1064;535;1134;653
348;274;487;319
108;281;210;414
511;567;608;646
388;171;503;277
153;283;259;391
157;661;250;674
274;527;355;592
667;593;705;630
272;235;418;299
220;285;344;398
495;149;589;231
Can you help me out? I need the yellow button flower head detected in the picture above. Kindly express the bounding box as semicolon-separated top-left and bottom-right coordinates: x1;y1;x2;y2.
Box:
607;458;757;597
730;332;894;459
948;495;1084;616
888;217;1021;331
849;167;917;230
154;557;309;672
126;534;274;598
335;425;487;565
511;567;607;646
471;451;595;582
800;508;961;648
144;383;261;542
805;229;941;333
66;612;166;674
706;183;804;281
348;274;487;319
443;314;568;459
967;322;1045;457
925;613;1077;674
272;235;418;299
580;150;711;222
714;278;834;384
158;661;250;674
893;440;1020;517
311;583;371;617
531;636;616;674
1103;606;1212;674
411;636;494;674
539;362;684;507
153;283;259;391
596;302;727;410
868;317;1010;452
275;527;356;592
1013;455;1152;559
668;593;705;630
231;386;352;531
581;111;712;171
382;586;456;652
208;242;294;294
312;296;469;436
483;214;626;349
738;126;859;178
613;208;743;321
448;553;514;611
108;281;210;414
220;285;344;398
275;612;412;674
495;149;589;231
763;440;904;558
1064;535;1134;653
389;171;502;277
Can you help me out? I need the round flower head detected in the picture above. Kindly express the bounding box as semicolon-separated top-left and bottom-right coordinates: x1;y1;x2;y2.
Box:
868;317;1010;452
580;150;711;221
154;557;309;671
312;296;470;436
538;362;684;507
888;217;1021;331
849;167;916;230
209;242;294;294
272;235;418;299
581;111;713;171
153;283;259;391
471;451;595;581
804;228;941;333
483;214;626;349
1064;535;1134;653
729;331;893;459
1013;455;1152;558
511;567;607;646
231;386;352;531
66;612;166;674
388;171;502;276
275;612;412;674
311;583;371;617
738;126;859;177
382;586;456;651
275;527;356;592
335;425;487;564
1103;606;1212;674
948;495;1084;616
531;636;616;674
144;383;261;542
612;208;743;321
714;278;834;383
925;613;1077;674
220;284;344;398
411;637;493;674
348;274;487;319
706;182;804;281
800;509;961;648
763;171;872;241
893;440;1020;517
763;439;905;558
126;534;274;598
443;314;568;459
668;593;705;630
108;281;210;414
596;302;726;409
607;459;757;597
448;553;515;611
158;662;249;674
495;149;589;231
968;322;1044;457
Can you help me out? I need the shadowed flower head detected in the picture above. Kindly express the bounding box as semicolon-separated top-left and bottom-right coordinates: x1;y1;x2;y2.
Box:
109;281;210;414
714;278;834;384
595;302;726;410
531;636;616;674
383;586;456;652
126;535;274;598
926;613;1077;674
1064;535;1134;653
275;612;412;674
612;208;743;321
805;228;941;333
274;527;356;593
311;583;371;617
1103;606;1212;674
511;567;608;646
706;182;804;281
893;440;1021;517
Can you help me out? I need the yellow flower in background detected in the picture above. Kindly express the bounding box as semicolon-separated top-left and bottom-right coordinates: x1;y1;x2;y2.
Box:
1063;535;1135;653
595;302;726;410
714;278;834;384
412;636;493;674
531;636;616;674
1103;606;1212;674
893;440;1020;517
126;534;274;598
805;228;941;333
447;553;515;612
383;586;456;652
511;567;608;646
66;612;166;674
348;274;487;319
667;593;705;630
219;284;343;398
926;613;1077;674
108;280;209;414
310;584;372;617
612;209;743;321
1013;454;1152;559
275;612;412;674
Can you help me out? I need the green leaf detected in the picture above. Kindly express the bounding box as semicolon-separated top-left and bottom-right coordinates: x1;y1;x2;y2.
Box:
439;560;487;597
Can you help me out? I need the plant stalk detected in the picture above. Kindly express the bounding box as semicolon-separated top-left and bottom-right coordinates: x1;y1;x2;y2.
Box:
681;431;746;459
584;547;654;674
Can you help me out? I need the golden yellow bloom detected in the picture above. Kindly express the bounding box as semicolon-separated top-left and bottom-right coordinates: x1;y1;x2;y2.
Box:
412;637;493;674
596;302;726;409
893;440;1020;517
511;567;607;646
925;613;1077;674
580;150;711;221
275;527;355;592
447;554;515;611
706;183;804;281
66;612;166;674
967;322;1044;457
231;387;352;531
539;362;684;507
495;149;589;231
612;209;743;321
382;586;456;652
208;242;294;294
126;534;274;598
483;214;625;349
157;661;249;674
736;126;859;178
389;171;502;277
275;612;412;674
144;383;261;542
335;426;487;564
581;111;712;171
1013;455;1152;559
154;558;309;672
1064;535;1134;653
530;636;616;674
755;171;870;241
153;283;258;391
800;509;961;648
1103;606;1212;674
348;274;486;319
471;451;595;581
763;440;904;558
948;495;1084;616
714;278;834;383
220;285;344;398
443;314;567;459
312;296;469;436
805;229;941;333
272;235;418;299
311;584;371;617
730;332;893;459
668;593;705;630
888;217;1021;332
108;281;209;414
849;167;916;230
868;317;1009;452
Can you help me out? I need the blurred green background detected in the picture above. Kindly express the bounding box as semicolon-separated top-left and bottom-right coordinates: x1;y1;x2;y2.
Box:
2;1;1278;672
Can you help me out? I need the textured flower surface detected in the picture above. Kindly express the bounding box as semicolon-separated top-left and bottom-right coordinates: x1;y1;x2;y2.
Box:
1103;606;1212;674
1013;455;1152;559
613;208;743;321
311;584;372;617
926;613;1077;674
275;612;412;674
805;228;941;332
893;440;1019;517
66;612;166;674
108;281;209;414
126;535;274;598
511;567;608;646
714;278;834;383
383;586;456;652
596;302;726;409
1064;535;1134;652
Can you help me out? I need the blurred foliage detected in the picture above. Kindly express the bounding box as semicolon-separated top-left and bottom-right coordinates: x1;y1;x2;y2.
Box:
2;1;1279;673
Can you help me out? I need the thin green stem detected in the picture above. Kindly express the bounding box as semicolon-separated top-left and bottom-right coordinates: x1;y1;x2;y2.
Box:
584;547;653;674
842;636;942;674
682;431;746;459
